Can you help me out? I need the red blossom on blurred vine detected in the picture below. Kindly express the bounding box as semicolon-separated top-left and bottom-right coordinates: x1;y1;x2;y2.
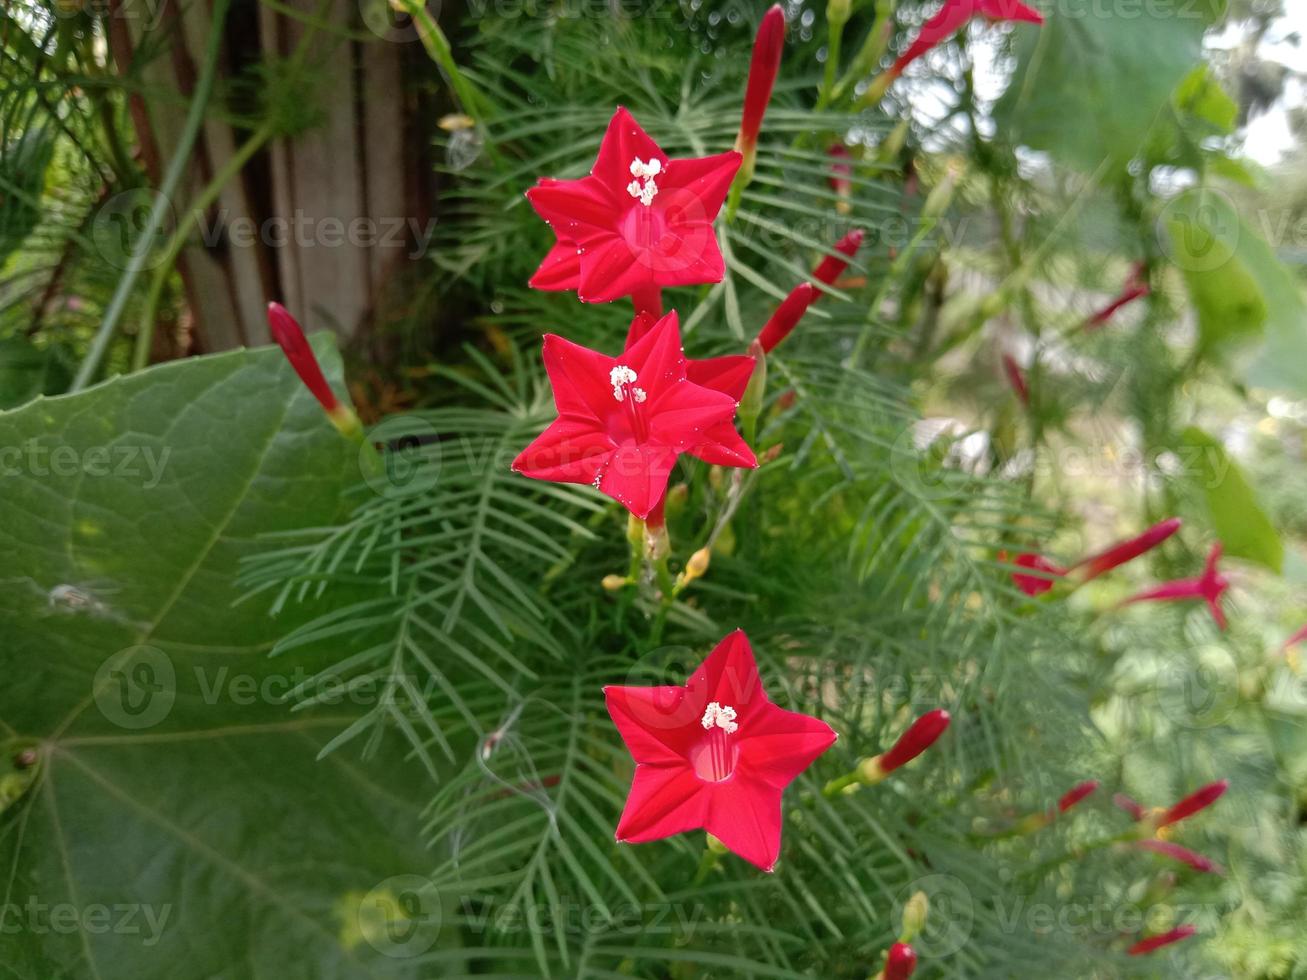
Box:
1136;839;1222;875
1127;925;1195;956
605;630;837;871
1086;261;1150;330
1002;353;1030;405
1006;552;1064;596
512;311;756;519
526;107;740;311
1123;543;1230;630
753;230;865;353
1058;780;1099;813
890;0;1044;78
1158;780;1228;828
884;942;918;980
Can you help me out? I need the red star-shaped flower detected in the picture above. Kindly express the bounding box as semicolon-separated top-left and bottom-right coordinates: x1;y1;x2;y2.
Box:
512;311;757;519
526;107;741;305
892;0;1043;77
604;630;838;871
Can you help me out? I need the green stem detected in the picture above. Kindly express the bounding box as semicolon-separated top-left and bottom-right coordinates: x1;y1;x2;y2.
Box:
70;0;233;391
131;125;273;371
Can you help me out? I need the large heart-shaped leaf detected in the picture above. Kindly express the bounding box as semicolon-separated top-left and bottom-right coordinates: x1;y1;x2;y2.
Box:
994;0;1220;171
0;341;435;979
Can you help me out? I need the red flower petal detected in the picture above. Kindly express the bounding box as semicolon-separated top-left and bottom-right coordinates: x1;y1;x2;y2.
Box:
684;630;767;722
685;419;758;468
615;765;709;842
593;106;668;196
688;355;755;402
662;152;742;221
705;775;784;870
604;685;701;765
737;703;837;790
526;177;617;244
512;417;613;484
529;239;582;291
542;333;617;420
599;443;680;519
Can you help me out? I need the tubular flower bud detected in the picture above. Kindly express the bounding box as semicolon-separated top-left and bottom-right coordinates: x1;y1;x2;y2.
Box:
266;303;361;438
1114;793;1149;822
1086;261;1150;330
602;575;629;592
735;5;787;171
1136;840;1222;875
1158;780;1228;828
828;145;853;216
1127;925;1195;956
900;892;928;941
684;547;711;584
884;942;917;980
756;283;820;354
862;709;951;782
1058;780;1099;813
813;228;865;286
1001;353;1029;406
1071;518;1182;582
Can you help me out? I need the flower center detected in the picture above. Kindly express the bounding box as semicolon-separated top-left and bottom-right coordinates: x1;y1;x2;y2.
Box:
626;157;661;207
609;365;647;404
691;701;740;782
607;363;649;444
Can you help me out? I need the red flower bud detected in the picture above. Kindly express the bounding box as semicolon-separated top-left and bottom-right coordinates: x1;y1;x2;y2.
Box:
1282;623;1307;650
1005;552;1064;597
267;302;340;415
756;282;819;353
1001;353;1029;406
735;5;786;158
1127;925;1195;956
1057;780;1099;813
1136;840;1222;875
884;942;917;980
1113;793;1148;822
1087;261;1150;330
812;228;864;286
1072;518;1182;581
878;709;950;774
1158;780;1228;828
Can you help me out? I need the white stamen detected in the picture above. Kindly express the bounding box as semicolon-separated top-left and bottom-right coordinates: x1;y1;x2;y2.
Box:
632;387;647;403
626;157;660;206
700;701;739;734
610;365;639;402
